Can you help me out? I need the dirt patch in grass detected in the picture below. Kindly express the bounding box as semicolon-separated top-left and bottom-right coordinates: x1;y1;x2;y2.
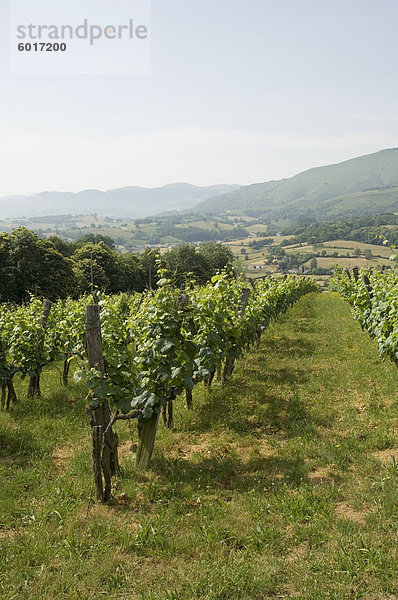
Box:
0;528;21;541
372;448;398;464
286;541;309;563
77;502;140;534
348;387;367;409
52;442;78;472
167;433;277;469
118;439;136;461
281;584;301;598
256;437;278;458
362;595;398;600
168;434;214;460
0;453;18;465
308;466;337;486
335;502;369;525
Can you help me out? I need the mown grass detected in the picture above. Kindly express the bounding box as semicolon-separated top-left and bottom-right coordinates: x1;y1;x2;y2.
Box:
1;293;398;599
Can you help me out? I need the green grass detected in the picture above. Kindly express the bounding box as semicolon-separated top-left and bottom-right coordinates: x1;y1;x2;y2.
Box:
1;293;398;599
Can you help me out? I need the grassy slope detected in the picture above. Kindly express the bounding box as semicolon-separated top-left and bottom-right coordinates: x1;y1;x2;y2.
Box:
1;294;398;599
194;148;398;220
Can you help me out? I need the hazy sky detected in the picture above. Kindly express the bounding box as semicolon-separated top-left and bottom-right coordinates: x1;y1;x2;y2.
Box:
1;0;398;196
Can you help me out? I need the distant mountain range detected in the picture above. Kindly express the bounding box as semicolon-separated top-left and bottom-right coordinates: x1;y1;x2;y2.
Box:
2;149;398;225
193;148;398;223
0;183;241;219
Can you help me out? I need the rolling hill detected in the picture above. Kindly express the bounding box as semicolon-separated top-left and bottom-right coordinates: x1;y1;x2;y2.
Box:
0;183;241;220
193;148;398;223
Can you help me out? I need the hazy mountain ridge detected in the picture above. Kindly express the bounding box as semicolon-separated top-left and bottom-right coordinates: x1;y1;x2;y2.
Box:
3;149;398;224
193;148;398;222
0;183;241;219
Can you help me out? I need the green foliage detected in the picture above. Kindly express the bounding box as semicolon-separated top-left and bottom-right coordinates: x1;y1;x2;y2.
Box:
0;232;18;302
162;244;213;286
84;275;317;420
0;276;317;421
72;242;127;294
0;227;242;302
0;298;54;381
74;233;115;249
47;235;75;257
161;243;235;286
197;242;235;273
282;213;398;247
8;228;76;301
331;267;398;365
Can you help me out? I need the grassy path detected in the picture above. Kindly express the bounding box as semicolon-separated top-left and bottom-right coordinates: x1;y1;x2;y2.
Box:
1;293;398;599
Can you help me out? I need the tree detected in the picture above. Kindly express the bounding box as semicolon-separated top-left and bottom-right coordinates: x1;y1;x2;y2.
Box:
162;244;211;285
0;233;18;302
310;258;318;272
73;258;110;293
72;242;124;294
364;249;373;260
10;227;76;301
48;235;75;257
75;233;115;250
198;243;235;273
122;253;145;292
139;249;161;290
35;239;76;300
10;227;42;300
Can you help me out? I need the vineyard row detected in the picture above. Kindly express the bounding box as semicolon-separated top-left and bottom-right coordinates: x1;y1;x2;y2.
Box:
0;274;317;501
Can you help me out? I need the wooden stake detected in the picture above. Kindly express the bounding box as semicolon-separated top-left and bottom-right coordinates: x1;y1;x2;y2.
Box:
223;288;250;384
136;412;160;469
185;388;193;409
86;305;119;502
28;299;52;398
92;426;104;501
62;359;70;387
1;382;6;411
86;305;105;374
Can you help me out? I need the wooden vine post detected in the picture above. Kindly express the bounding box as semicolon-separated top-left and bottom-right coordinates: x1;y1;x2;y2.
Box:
363;274;373;298
223;288;250;383
136;411;160;470
185;387;193;409
1;379;17;411
248;279;257;293
137;290;188;463
28;299;52;398
239;288;251;319
249;279;262;347
85;304;119;502
0;339;18;411
63;358;71;387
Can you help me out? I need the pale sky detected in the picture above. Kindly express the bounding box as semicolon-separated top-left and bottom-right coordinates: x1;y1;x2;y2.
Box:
1;0;398;196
